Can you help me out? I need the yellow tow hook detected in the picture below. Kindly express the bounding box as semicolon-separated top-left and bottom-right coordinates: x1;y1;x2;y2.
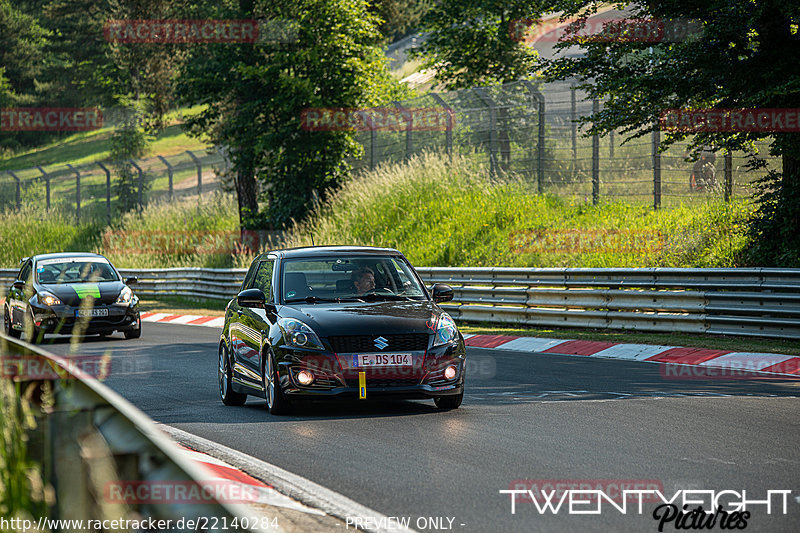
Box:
359;371;367;399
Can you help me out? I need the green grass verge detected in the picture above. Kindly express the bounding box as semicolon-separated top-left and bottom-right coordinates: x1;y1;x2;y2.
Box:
459;322;800;356
284;152;754;267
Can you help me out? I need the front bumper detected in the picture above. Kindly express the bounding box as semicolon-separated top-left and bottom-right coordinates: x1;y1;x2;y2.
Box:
276;338;466;400
31;303;140;335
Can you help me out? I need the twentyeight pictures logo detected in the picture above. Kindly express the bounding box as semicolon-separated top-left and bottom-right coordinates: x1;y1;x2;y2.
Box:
501;483;793;531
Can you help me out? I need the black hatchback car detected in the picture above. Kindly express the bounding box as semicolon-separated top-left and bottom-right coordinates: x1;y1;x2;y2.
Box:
3;253;141;343
219;246;466;414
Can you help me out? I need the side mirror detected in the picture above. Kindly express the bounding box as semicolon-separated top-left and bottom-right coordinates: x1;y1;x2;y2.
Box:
237;288;266;308
12;280;25;290
125;276;138;285
431;283;454;303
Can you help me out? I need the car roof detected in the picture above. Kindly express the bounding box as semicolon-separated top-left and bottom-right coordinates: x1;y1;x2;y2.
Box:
257;245;402;261
30;252;110;262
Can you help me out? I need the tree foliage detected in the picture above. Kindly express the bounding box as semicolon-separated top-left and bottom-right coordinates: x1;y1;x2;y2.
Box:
411;0;545;89
179;0;407;229
544;0;800;266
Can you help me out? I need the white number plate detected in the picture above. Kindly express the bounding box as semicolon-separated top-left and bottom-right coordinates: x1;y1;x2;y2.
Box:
355;353;413;367
75;308;108;317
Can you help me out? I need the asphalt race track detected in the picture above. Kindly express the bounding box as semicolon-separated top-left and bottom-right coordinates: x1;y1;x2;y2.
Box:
43;323;800;532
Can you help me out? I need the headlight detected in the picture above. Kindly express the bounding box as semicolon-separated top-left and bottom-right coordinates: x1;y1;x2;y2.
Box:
40;292;61;306
432;313;458;347
277;318;324;350
116;286;133;304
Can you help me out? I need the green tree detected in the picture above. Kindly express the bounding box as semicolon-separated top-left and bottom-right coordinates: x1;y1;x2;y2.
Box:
369;0;432;43
179;0;406;229
411;0;544;89
544;0;800;266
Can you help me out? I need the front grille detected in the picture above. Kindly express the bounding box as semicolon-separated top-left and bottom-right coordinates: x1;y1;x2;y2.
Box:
346;378;419;388
328;333;429;353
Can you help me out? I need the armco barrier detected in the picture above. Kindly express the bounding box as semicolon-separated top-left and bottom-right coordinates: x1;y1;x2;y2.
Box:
2;266;799;339
0;333;260;531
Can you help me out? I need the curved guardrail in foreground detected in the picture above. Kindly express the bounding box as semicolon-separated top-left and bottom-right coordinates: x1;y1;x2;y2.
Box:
2;267;799;338
0;333;261;532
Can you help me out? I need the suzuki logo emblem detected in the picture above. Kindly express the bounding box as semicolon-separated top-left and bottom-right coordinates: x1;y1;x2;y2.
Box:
373;336;389;350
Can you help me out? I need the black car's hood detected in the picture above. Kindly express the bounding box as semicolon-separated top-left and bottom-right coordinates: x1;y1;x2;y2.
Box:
279;300;442;337
40;281;124;306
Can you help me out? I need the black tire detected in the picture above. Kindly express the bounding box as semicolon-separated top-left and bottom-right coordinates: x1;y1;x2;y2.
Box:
263;352;291;415
434;391;463;410
4;306;20;339
219;342;247;406
124;315;141;339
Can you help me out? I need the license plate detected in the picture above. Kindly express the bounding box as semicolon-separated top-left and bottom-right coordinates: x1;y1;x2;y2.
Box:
75;308;108;317
354;353;413;367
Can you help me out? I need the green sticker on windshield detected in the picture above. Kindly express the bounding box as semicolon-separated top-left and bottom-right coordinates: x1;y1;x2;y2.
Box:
73;283;101;299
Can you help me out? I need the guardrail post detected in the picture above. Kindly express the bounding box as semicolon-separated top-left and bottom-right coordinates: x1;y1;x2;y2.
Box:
430;92;453;159
157;155;174;200
724;150;733;202
653;126;662;209
8;171;21;210
129;159;144;213
591;99;600;205
66;164;80;222
36;166;50;210
97;162;112;225
186;150;202;203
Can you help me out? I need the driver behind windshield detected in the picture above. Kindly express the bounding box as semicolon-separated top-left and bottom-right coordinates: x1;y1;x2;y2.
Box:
351;266;376;296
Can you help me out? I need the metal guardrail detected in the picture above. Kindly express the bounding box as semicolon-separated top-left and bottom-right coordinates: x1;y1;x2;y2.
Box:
0;333;258;531
2;267;799;338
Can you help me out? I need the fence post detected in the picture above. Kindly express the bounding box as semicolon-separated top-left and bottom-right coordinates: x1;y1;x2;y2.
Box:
609;130;615;159
66;164;80;222
724;150;733;202
393;102;413;161
571;85;577;168
157;155;173;200
537;93;545;194
430;92;453;159
474;88;498;175
370;128;377;169
8;171;21;210
652;126;662;209
591;99;600;205
186;150;202;202
129;160;143;213
97;162;111;225
36;166;50;210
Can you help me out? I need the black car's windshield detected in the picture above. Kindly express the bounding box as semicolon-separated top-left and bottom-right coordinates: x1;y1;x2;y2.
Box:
281;255;427;304
36;258;119;284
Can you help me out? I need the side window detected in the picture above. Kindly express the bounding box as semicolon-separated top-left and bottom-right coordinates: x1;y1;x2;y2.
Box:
251;260;275;301
241;261;259;291
18;261;32;283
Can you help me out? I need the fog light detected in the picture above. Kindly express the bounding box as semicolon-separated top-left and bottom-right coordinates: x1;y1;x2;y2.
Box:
444;365;457;380
296;370;314;385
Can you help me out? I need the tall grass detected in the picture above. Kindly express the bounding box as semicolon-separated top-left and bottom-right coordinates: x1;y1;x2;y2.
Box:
284;152;754;267
0;206;103;268
0;372;51;530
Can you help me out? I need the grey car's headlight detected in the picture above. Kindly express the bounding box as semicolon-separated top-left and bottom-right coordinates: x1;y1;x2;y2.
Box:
40;291;62;307
278;318;324;350
116;286;133;304
432;313;458;347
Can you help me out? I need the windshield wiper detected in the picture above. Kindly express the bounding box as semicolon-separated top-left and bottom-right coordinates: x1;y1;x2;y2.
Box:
359;293;412;301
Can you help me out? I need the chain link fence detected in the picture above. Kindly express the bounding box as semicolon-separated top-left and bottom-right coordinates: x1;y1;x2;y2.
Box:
349;78;780;207
0;148;229;224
